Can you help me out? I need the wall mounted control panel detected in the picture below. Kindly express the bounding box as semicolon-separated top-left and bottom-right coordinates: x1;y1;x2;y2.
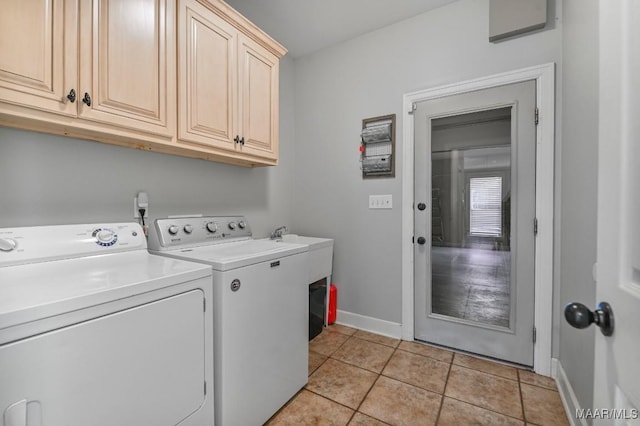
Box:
361;114;396;178
148;216;252;251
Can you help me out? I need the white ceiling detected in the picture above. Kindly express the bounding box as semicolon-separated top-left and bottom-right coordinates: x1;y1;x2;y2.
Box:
225;0;459;58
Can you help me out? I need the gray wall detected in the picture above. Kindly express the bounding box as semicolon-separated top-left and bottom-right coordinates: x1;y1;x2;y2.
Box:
559;0;599;412
0;56;297;239
291;0;562;325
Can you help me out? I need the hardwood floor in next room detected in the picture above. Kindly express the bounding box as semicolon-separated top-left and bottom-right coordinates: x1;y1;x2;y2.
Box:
266;325;569;426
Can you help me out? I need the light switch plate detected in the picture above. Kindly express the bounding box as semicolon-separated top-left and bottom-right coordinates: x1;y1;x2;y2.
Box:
369;194;392;209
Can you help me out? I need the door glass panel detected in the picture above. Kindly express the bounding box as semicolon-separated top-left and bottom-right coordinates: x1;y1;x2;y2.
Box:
430;107;512;328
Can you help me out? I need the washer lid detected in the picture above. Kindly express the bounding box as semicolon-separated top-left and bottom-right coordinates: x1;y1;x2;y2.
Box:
153;239;308;271
0;250;211;330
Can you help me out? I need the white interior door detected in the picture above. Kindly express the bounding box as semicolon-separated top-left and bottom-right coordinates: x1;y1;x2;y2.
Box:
414;81;537;366
592;0;640;418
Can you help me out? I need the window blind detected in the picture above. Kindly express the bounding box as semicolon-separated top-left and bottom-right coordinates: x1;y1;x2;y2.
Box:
470;176;503;236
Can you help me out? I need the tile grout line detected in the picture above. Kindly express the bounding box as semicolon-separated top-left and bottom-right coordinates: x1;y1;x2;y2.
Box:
309;330;389;421
434;352;456;424
442;395;529;423
350;336;398;424
451;362;520;383
303;387;356;413
301;387;385;425
264;387;306;424
517;368;527;423
446;361;528;422
372;344;447;425
324;331;400;424
311;332;394;426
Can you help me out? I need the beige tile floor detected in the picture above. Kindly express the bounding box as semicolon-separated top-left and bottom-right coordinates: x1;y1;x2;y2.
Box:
266;325;569;426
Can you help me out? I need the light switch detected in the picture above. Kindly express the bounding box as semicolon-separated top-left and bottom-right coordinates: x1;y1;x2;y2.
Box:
369;195;392;209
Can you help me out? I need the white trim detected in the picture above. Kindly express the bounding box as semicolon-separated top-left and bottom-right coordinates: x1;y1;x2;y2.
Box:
401;63;555;375
336;309;402;339
555;359;587;426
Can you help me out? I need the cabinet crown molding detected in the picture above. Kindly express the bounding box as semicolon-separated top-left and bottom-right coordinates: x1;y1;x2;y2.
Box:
197;0;287;58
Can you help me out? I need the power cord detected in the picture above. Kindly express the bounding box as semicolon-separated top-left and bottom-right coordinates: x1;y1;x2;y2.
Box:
138;208;147;236
136;192;149;237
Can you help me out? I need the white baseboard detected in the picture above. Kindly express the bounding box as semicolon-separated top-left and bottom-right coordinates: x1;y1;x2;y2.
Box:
335;309;403;339
555;358;587;426
551;357;559;378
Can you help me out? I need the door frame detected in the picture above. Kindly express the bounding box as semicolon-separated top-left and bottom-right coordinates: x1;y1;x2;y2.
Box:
401;63;555;375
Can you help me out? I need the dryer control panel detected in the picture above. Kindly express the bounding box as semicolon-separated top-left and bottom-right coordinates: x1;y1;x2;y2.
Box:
148;216;252;251
0;223;146;267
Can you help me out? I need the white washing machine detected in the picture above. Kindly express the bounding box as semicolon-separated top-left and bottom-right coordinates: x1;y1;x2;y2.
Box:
148;216;309;426
0;223;214;426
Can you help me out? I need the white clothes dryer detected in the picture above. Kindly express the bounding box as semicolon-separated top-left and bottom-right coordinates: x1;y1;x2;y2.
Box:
0;223;214;426
148;216;309;426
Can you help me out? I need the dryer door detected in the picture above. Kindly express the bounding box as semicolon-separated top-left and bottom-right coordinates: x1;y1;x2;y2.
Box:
0;289;205;426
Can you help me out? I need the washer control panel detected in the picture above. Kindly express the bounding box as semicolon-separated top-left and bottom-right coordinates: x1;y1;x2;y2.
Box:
0;223;146;267
149;216;252;250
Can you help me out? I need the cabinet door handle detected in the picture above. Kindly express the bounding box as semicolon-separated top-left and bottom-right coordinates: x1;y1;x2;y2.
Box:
82;92;92;107
234;135;240;144
240;137;245;145
66;89;76;103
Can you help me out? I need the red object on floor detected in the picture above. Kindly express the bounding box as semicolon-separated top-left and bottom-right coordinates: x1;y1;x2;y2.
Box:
328;284;337;324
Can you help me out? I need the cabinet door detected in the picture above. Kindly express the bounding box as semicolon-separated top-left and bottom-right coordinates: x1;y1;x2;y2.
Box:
178;0;237;151
79;0;175;137
0;0;77;116
238;34;279;161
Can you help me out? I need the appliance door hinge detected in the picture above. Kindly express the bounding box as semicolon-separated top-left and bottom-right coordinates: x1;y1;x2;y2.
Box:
534;217;538;236
533;326;537;344
535;107;539;125
409;102;417;115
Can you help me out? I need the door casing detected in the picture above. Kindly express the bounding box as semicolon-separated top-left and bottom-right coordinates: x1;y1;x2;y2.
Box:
401;63;555;375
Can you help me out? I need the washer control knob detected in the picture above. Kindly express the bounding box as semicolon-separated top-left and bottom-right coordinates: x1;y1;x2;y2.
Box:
0;238;18;252
206;222;218;233
238;221;246;229
168;225;179;235
184;224;193;234
228;222;237;230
